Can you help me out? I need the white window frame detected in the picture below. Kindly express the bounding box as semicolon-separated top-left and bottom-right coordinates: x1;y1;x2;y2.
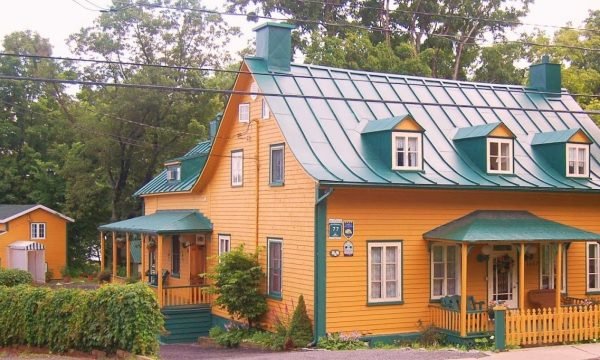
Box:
231;150;243;187
367;241;402;304
262;98;270;120
391;132;422;171
539;244;566;293
31;223;46;240
269;144;285;185
166;165;181;181
566;143;589;178
239;103;250;123
587;242;600;292
218;234;231;258
267;238;283;297
487;138;513;174
430;244;460;300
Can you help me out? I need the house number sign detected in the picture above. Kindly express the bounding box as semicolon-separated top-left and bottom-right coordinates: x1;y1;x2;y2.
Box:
328;219;342;239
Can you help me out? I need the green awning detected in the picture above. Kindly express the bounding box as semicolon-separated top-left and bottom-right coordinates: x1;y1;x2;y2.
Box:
424;210;600;242
98;210;212;234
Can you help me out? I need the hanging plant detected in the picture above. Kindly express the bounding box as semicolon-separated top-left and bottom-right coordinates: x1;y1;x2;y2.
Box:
497;254;514;273
147;238;156;250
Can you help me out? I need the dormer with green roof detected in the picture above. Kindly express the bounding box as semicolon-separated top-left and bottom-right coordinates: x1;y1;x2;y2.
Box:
531;128;593;178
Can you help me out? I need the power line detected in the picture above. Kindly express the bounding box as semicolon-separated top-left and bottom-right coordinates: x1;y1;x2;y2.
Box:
2;73;600;116
2;52;600;100
98;3;600;53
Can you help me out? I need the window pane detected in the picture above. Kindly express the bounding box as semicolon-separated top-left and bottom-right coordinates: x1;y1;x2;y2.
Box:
386;264;396;281
447;247;456;262
490;142;498;156
372;247;382;264
371;282;382;298
447;278;456;295
500;142;510;157
386;281;397;297
590;274;596;289
396;137;405;151
490;156;499;170
407;137;417;151
446;261;455;278
386;247;397;264
433;263;444;278
500;156;509;171
271;147;284;183
40;225;45;238
433;246;443;262
433;279;443;296
371;264;381;281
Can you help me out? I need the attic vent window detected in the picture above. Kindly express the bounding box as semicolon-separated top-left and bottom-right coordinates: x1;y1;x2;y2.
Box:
239;103;250;123
487;138;513;174
566;143;589;177
392;132;422;171
166;165;181;182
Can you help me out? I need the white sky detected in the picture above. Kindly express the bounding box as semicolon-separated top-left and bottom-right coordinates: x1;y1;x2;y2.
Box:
0;0;598;60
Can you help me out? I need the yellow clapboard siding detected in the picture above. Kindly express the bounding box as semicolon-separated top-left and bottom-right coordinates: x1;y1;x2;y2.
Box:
326;187;600;335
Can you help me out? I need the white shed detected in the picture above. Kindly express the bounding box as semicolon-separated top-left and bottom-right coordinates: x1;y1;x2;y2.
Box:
8;241;46;283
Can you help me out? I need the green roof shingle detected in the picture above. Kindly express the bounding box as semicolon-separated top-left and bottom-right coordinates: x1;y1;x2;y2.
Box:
98;210;212;234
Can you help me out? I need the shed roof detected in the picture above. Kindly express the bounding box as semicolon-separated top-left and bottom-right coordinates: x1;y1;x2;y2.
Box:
247;58;600;191
0;204;74;223
423;210;600;242
98;210;212;234
134;140;211;196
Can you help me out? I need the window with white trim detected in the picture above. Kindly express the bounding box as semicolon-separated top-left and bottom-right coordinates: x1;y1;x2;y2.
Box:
31;223;46;240
267;238;282;297
239;103;250;123
587;242;600;292
270;144;285;185
392;132;422;170
166;165;181;181
487;138;513;174
172;235;181;277
231;150;243;186
566;144;589;177
218;234;231;257
431;244;459;299
368;241;402;303
540;244;566;293
262;98;270;119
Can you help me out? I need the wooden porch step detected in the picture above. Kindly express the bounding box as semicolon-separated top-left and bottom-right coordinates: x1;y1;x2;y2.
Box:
160;304;212;344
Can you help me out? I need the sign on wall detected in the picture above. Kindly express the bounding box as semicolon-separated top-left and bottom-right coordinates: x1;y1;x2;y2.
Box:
328;219;342;239
343;221;354;239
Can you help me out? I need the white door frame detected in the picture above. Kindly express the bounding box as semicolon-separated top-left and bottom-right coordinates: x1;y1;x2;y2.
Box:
488;248;519;308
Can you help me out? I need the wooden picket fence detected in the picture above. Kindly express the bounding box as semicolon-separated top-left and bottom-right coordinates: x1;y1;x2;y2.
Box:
506;305;600;346
429;305;492;335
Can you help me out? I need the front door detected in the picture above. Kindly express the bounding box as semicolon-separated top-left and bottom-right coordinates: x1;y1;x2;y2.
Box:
488;249;518;308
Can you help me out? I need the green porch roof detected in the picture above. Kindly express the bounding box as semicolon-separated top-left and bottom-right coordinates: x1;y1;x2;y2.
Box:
98;210;212;234
134;140;211;196
246;57;600;191
423;210;600;242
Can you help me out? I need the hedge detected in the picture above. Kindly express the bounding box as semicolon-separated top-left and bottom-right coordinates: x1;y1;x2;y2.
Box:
0;283;163;355
0;268;32;286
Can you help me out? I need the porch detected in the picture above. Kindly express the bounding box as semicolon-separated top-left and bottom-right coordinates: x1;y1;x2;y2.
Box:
423;211;600;347
98;210;213;308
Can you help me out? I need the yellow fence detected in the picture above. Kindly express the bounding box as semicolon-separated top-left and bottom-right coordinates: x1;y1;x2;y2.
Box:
162;285;211;307
506;305;600;346
429;305;492;334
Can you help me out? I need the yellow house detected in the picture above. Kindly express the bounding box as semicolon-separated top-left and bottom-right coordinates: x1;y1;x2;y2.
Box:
0;204;73;282
99;23;600;346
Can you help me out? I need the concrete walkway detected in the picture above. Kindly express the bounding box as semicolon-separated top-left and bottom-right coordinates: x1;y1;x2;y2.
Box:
469;343;600;360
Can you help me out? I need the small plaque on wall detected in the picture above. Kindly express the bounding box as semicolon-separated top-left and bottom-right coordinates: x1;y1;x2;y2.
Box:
328;219;342;239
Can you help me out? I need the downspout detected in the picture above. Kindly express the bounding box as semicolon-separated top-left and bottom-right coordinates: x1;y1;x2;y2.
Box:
312;186;334;346
255;119;260;252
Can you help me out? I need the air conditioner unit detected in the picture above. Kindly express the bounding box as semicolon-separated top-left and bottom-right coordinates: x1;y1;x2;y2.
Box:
195;234;206;246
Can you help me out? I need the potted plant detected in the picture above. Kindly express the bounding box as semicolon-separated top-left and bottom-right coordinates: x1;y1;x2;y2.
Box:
146;238;156;250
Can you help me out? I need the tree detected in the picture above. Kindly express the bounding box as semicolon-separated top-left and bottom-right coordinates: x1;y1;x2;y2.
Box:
208;246;267;328
472;42;526;84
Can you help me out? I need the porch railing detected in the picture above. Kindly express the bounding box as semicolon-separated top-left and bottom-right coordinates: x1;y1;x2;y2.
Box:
162;285;211;307
506;305;600;346
429;305;492;335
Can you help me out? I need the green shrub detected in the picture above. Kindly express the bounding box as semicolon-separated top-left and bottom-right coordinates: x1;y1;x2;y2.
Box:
45;269;54;282
287;295;313;348
317;332;368;350
207;245;267;327
0;283;163;355
208;323;249;348
0;268;33;286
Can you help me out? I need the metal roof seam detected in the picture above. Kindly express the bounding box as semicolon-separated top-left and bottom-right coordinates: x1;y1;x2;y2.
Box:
423;160;460;185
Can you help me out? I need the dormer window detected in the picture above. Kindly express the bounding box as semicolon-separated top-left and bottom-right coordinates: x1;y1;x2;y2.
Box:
166;164;181;182
487;138;513;174
392;132;422;170
566;143;589;177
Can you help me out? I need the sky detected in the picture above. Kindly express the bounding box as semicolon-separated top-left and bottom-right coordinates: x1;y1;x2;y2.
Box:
0;0;598;59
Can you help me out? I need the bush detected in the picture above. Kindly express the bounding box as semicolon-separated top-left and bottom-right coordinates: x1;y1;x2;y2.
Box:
208;323;249;348
45;269;54;282
318;332;368;350
207;245;267;327
287;295;313;348
0;268;33;286
97;270;112;283
0;283;163;355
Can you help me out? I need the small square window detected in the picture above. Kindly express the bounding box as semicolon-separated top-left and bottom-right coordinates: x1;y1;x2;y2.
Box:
262;98;270;120
487;138;513;174
566;143;589;178
166;165;181;181
270;144;285;185
31;223;46;240
239;103;250;123
231;150;243;186
392;132;422;170
218;234;231;258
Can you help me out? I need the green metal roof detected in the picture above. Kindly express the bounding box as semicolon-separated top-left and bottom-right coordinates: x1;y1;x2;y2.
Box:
361;114;413;134
453;122;509;141
134;140;211;196
423;210;600;242
531;128;588;145
246;58;600;191
98;210;212;234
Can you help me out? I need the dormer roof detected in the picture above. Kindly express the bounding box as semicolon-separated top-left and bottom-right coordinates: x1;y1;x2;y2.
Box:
453;122;515;141
531;128;593;145
361;114;424;134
